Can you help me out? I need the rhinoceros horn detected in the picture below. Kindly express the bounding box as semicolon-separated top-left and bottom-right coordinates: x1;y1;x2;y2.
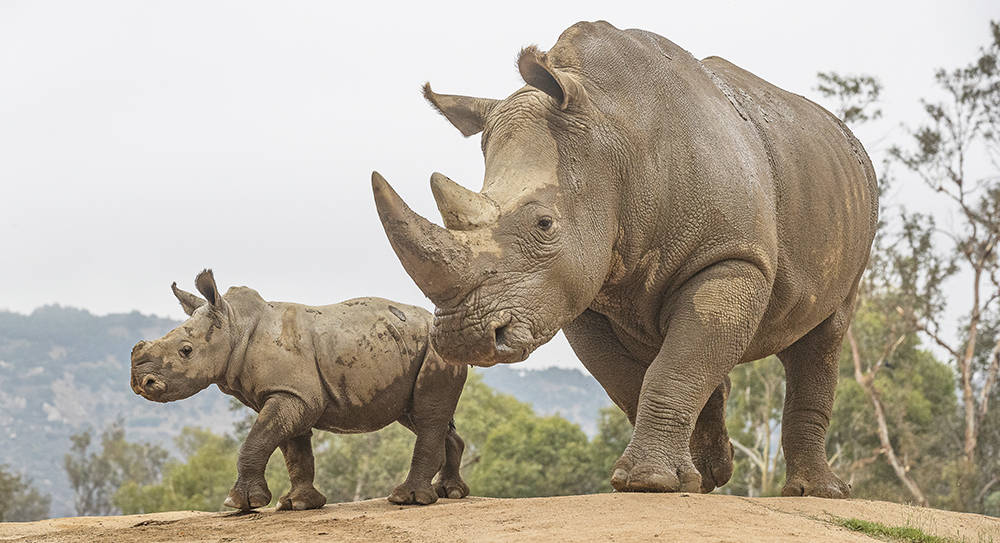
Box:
372;171;475;305
430;172;499;231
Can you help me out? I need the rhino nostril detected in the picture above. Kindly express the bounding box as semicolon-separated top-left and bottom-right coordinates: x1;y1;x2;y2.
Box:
142;376;157;390
494;323;509;351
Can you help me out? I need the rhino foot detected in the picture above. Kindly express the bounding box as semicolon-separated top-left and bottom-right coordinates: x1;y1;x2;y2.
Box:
782;469;851;499
276;486;327;511
223;479;272;511
692;439;734;493
434;477;470;499
610;447;702;493
387;481;438;505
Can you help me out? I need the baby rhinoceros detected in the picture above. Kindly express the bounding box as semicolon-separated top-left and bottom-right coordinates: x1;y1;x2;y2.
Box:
130;269;469;509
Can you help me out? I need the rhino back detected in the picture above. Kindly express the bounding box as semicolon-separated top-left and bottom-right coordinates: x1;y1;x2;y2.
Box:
306;298;432;430
700;57;879;356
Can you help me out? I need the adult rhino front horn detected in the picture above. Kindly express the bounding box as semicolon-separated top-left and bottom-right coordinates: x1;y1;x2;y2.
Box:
373;21;877;498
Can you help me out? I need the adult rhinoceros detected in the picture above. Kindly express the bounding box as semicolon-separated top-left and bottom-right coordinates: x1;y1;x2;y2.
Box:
372;21;877;497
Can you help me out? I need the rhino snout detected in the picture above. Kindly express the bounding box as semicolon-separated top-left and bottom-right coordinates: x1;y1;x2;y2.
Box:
131;340;149;358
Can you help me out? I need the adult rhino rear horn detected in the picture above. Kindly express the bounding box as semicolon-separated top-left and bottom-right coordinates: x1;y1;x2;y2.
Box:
430;172;499;230
371;171;479;305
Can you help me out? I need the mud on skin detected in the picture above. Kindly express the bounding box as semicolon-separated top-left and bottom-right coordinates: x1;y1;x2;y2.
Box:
373;21;878;497
131;269;470;510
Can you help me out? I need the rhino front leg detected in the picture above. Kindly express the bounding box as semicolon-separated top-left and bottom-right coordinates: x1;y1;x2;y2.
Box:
612;261;769;493
564;309;735;493
390;347;467;505
276;431;327;511
225;394;318;511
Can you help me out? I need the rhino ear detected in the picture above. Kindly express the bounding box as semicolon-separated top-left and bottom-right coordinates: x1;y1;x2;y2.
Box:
518;45;584;110
423;83;500;137
194;269;224;310
171;282;206;316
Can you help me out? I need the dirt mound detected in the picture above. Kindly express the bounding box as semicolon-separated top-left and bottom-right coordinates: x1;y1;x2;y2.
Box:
2;493;998;542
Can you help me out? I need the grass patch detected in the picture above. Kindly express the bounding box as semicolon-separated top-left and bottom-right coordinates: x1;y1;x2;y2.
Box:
832;517;957;543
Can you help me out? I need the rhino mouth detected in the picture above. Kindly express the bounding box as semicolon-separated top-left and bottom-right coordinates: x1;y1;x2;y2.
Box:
132;372;168;402
431;310;547;367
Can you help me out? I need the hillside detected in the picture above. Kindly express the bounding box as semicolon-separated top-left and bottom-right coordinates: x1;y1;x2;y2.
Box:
0;306;238;517
477;365;612;435
2;494;998;542
0;306;609;518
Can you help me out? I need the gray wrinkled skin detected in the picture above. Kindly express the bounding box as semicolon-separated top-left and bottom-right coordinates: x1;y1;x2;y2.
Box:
131;270;469;509
373;21;877;497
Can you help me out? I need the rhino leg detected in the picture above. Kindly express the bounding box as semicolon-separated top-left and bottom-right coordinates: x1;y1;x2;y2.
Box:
225;394;319;511
434;425;470;500
611;261;769;493
389;347;468;505
690;376;735;493
777;299;854;499
564;309;734;493
563;309;647;423
276;431;327;511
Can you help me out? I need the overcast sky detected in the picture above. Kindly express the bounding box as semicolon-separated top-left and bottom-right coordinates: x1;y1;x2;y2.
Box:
1;1;996;370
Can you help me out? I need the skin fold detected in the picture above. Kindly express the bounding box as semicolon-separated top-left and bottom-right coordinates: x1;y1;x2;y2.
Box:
130;270;469;509
372;21;878;496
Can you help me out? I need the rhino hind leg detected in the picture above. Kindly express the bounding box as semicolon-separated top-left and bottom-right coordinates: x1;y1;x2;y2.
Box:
433;425;470;499
276;431;327;511
777;302;853;499
389;346;468;505
690;377;735;493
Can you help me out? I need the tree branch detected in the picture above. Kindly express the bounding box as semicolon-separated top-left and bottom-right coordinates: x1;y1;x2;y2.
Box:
730;437;766;474
848;326;930;506
976;338;1000;431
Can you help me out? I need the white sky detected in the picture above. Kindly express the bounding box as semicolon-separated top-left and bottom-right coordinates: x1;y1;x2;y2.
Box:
1;1;996;369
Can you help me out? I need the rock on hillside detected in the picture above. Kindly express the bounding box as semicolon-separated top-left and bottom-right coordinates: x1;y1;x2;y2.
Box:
1;494;997;543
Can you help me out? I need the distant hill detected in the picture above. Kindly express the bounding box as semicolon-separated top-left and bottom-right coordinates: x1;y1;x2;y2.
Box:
0;306;612;518
476;366;612;436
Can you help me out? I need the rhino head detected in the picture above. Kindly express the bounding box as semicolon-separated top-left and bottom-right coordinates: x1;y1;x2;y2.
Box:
130;269;234;402
374;42;622;367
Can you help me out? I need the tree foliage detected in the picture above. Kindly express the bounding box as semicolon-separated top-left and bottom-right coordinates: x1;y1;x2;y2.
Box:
726;356;785;497
64;420;168;516
815;72;883;125
0;465;50;522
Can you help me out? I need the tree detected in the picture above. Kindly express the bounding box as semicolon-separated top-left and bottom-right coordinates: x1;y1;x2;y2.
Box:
467;411;604;498
0;465;51;521
889;20;1000;509
815;72;883;125
726;356;785;497
64;420;168;516
589;406;632;493
114;427;290;514
834;295;960;507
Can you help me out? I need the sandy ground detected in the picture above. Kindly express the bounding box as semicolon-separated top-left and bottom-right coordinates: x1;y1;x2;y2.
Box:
2;493;998;543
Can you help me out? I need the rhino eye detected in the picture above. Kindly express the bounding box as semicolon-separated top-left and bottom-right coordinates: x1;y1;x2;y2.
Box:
537;217;553;231
179;345;193;358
